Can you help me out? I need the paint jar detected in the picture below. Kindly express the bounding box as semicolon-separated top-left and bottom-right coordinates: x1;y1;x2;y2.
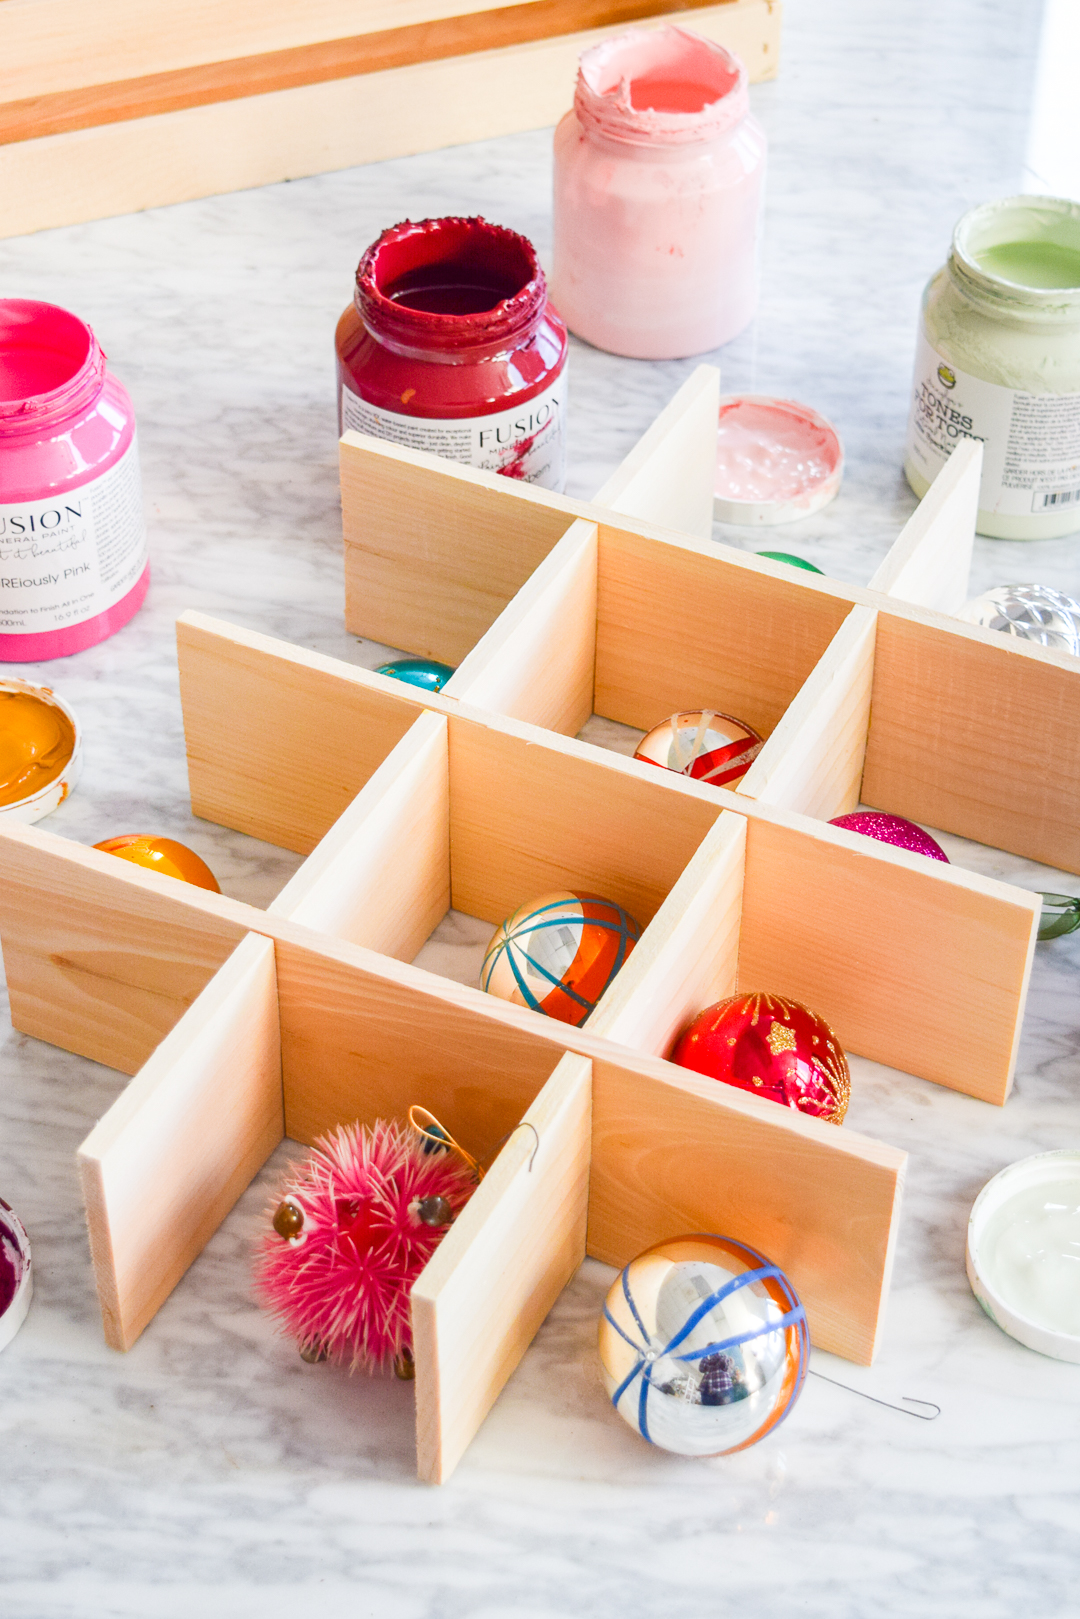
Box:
336;217;568;491
551;26;766;360
0;299;148;660
905;196;1080;539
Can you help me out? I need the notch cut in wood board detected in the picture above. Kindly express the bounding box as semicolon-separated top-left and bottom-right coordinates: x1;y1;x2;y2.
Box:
77;933;284;1351
589;810;744;1054
412;1051;591;1483
177;610;423;854
270;711;451;960
863;609;1080;874
446;520;598;737
588;1055;905;1364
736;605;876;820
593;363;720;540
738;813;1039;1105
868;439;980;612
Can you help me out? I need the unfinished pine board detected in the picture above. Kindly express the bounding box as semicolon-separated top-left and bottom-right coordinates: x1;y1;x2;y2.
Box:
736;605;877;820
412;1051;591;1484
77;933;283;1351
868;439;980;612
589;810;744;1054
588;1054;905;1364
738;812;1039;1105
593;364;719;540
863;607;1080;874
445;520;598;736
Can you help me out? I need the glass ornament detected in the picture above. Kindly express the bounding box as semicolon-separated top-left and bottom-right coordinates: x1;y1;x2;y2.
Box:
634;710;763;788
598;1233;808;1456
94;834;220;892
1037;893;1080;941
957;584;1080;656
672;990;850;1124
829;809;948;861
0;1196;32;1355
756;550;824;573
481;890;641;1026
375;656;456;692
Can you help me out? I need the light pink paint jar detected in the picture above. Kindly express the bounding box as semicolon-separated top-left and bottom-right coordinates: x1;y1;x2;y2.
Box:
551;26;766;360
0;300;148;661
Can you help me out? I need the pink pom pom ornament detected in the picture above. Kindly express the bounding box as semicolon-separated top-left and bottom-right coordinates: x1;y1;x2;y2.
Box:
254;1118;476;1373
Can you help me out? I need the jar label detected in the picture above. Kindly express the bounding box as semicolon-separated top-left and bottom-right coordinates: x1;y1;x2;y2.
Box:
0;438;146;635
341;371;567;492
906;326;1080;517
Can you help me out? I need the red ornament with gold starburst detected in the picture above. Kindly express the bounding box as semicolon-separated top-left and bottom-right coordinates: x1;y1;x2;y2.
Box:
671;991;850;1124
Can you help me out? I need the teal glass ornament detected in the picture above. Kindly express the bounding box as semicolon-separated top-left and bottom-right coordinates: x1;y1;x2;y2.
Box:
756;551;824;574
375;656;455;692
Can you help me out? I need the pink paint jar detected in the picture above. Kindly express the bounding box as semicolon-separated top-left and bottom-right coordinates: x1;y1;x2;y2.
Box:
0;300;148;661
552;26;766;359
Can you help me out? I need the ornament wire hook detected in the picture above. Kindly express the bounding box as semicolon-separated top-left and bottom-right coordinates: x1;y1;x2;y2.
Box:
809;1368;940;1420
407;1105;484;1182
486;1120;541;1172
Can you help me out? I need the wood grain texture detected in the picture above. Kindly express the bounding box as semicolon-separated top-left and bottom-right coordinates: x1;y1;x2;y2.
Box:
177;611;422;854
594;364;720;540
589;810;744;1054
739;812;1039;1105
589;1054;906;1364
869;439;980;611
270;711;450;960
864;607;1080;873
736;605;876;820
412;1052;591;1483
78;933;283;1350
445;520;598;737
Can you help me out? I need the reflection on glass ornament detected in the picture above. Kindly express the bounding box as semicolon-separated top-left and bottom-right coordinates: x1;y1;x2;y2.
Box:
829;810;948;861
672;991;850;1124
481;890;641;1026
598;1233;808;1456
634;710;763;788
756;550;824;573
375;656;456;691
957;584;1080;657
94;834;221;891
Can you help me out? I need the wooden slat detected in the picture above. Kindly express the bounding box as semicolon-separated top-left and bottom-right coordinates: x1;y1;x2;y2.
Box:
589;1054;906;1364
594;364;720;540
736;605;876;820
869;439;980;612
738;812;1039;1105
77;933;283;1351
412;1052;591;1483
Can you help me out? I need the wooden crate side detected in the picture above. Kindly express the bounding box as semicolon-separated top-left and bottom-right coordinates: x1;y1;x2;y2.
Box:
864;607;1080;873
77;933;283;1351
868;439;980;612
270;711;450;960
594;364;719;540
0;822;250;1074
446;710;721;928
736;605;876;820
176;611;421;854
445;520;598;737
588;1054;906;1364
412;1052;591;1483
739;813;1039;1105
589;810;744;1053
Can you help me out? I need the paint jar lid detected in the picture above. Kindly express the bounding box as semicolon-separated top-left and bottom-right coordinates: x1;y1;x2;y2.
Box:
966;1149;1080;1363
0;679;82;823
0;1197;32;1354
714;395;843;525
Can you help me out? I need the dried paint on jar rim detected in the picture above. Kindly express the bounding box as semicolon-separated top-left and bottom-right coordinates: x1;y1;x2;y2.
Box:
714;395;843;525
0;679;82;822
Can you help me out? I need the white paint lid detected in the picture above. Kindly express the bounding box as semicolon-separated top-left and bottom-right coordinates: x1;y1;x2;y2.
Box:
0;1197;32;1354
714;394;844;525
966;1149;1080;1363
0;679;82;824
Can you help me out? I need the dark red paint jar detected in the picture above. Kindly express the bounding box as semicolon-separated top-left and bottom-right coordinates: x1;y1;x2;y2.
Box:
335;217;568;491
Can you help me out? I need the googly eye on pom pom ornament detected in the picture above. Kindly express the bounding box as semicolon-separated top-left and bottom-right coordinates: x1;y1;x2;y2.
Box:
254;1115;477;1375
672;991;850;1124
598;1234;808;1456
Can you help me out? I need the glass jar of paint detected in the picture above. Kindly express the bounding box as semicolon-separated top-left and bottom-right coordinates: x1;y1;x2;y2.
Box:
905;196;1080;539
551;26;766;360
0;299;148;660
336;217;568;492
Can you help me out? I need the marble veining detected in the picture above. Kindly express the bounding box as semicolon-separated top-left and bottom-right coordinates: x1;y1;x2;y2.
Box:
2;1;1079;1614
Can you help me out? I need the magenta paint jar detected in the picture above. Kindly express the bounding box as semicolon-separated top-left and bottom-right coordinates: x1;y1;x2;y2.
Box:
552;26;766;360
0;300;149;661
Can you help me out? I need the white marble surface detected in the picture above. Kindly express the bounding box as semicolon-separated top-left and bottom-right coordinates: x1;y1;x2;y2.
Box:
2;1;1080;1613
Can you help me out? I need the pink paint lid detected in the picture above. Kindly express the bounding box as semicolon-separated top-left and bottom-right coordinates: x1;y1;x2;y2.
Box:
714;395;844;526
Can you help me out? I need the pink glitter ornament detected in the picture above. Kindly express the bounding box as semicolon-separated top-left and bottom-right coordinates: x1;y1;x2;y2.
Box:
254;1118;476;1371
829;811;948;862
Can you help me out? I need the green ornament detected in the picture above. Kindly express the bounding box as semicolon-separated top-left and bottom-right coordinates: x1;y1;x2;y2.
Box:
756;551;824;574
1037;892;1080;941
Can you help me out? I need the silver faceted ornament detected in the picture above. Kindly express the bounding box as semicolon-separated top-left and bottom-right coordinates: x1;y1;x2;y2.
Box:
957;584;1080;657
